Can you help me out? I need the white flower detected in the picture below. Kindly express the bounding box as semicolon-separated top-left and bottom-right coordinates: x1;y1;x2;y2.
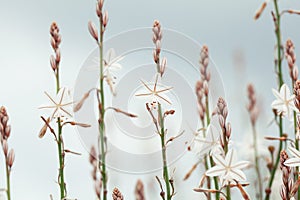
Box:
205;149;249;186
135;74;172;109
87;48;124;95
193;124;223;156
284;146;300;167
39;87;73;120
271;84;297;120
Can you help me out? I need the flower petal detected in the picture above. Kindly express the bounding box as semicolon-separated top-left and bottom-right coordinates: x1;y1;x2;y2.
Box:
288;146;300;158
284;157;300;167
205;165;225;177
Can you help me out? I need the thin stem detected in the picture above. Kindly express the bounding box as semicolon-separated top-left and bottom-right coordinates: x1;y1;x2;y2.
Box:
265;1;284;199
252;124;263;200
158;104;171;200
5;158;10;200
205;95;219;200
201;120;211;200
55;67;66;199
98;19;107;200
57;119;65;199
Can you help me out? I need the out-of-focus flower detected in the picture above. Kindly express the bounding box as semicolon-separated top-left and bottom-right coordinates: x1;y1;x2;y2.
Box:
193;124;223;156
284;146;300;168
39;87;73;120
271;84;297;120
205;149;249;186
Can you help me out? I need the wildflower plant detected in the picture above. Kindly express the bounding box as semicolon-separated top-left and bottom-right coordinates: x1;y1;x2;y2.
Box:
38;22;90;199
137;20;177;200
255;1;300;199
75;0;137;199
0;107;15;200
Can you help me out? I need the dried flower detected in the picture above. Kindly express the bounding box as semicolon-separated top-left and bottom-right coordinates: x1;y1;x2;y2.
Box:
254;1;267;20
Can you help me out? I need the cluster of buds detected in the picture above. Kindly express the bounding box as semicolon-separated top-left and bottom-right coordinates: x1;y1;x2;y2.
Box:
88;0;109;43
285;39;298;82
247;84;259;126
279;150;293;200
135;180;145;200
195;46;210;122
199;45;211;83
50;22;61;72
195;81;206;121
89;146;102;199
294;80;300;111
152;20;167;77
0;107;15;169
112;188;124;200
215;97;231;148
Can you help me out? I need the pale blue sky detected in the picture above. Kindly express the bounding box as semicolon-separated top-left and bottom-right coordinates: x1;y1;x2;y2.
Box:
0;0;300;199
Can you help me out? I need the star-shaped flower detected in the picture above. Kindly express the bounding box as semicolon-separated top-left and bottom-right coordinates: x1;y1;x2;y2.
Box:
284;146;300;168
271;84;297;120
39;87;73;120
193;124;223;157
205;149;249;186
87;48;124;95
135;74;173;108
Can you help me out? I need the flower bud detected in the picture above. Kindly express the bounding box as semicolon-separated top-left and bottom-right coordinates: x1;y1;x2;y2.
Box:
88;21;99;42
5;125;11;138
2;139;8;156
218;115;225;128
55;48;61;63
160;57;167;77
50;55;57;71
7;149;15;168
102;11;108;28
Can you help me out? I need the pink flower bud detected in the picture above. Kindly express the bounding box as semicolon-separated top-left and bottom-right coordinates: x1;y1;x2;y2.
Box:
218;115;225;128
88;21;99;42
96;6;101;18
7;149;15;168
226;122;231;138
2;139;8;156
153;50;158;63
160;57;167;77
102;11;109;27
203;81;209;96
5;125;11;138
55;48;61;63
293;66;299;81
156;40;161;54
50;55;57;71
50;37;57;50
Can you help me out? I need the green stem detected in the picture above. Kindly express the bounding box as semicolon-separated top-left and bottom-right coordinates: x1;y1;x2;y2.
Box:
98;20;107;200
57;119;65;199
205;95;219;200
55;67;66;199
265;1;284;199
201;120;211;200
252;124;263;200
158;104;171;200
5;160;10;200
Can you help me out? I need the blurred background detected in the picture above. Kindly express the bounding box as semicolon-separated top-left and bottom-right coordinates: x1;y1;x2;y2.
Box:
1;0;300;199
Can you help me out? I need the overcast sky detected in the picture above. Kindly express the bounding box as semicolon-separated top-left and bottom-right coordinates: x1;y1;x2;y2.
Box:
1;0;300;199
